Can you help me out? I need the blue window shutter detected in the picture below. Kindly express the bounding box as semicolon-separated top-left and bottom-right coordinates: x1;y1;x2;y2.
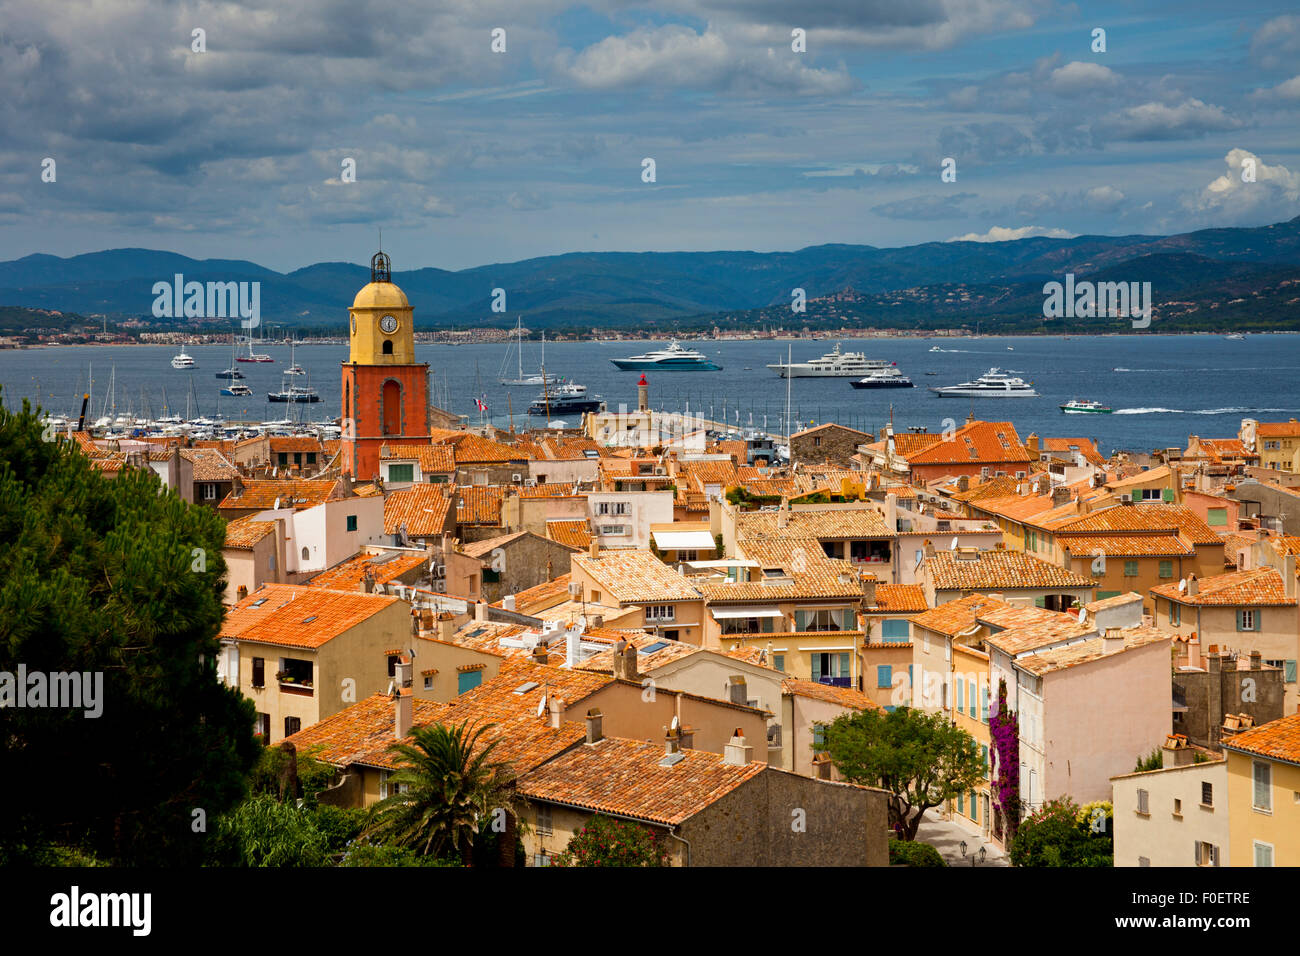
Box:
811;654;823;681
956;679;964;712
957;791;964;813
1236;611;1245;632
1287;660;1297;683
969;680;977;718
842;608;856;630
971;793;978;823
882;619;910;642
981;745;989;772
457;670;482;695
981;687;989;723
877;665;892;689
885;705;897;713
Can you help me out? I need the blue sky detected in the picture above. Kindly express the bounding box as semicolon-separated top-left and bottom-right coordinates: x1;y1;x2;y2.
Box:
2;0;1298;271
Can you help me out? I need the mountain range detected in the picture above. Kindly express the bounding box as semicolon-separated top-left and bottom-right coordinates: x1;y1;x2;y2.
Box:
3;215;1300;333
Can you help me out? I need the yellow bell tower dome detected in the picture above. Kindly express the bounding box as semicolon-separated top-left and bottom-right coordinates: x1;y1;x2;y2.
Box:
348;250;415;364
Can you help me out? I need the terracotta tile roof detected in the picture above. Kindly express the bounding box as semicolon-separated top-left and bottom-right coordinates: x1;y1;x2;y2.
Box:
573;550;702;604
949;475;1022;504
909;593;1015;637
269;436;323;454
684;460;739;491
381;443;456;474
928;549;1093;591
519;481;578;498
438;433;527;464
1056;534;1195;557
868;584;929;613
547;519;592;550
308;550;428;591
1014;625;1168;676
1256;420;1300;439
1084;591;1142;611
782;678;883;711
220;584;400;649
454;485;504;525
575;634;703;673
1150;567;1296;607
1189;438;1255;462
1052;503;1221;545
518;735;765;826
384;483;453;537
1221;712;1300;765
710;538;867;603
905;421;1034;466
1042;437;1106;467
446;621;530;657
892;432;944;457
735;506;892;541
181;447;240;482
980;612;1095;657
494;574;572;614
223;514;277;550
219;479;339;511
283;694;450;767
722;645;781;670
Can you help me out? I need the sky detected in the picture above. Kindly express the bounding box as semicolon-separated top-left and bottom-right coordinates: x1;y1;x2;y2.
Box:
2;0;1299;273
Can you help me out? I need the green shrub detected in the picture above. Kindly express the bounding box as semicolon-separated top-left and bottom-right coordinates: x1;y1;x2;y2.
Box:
889;839;947;867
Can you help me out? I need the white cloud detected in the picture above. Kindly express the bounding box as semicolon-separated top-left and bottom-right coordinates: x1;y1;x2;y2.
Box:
1047;61;1121;97
1253;75;1300;102
1097;98;1245;141
1192;148;1300;222
946;225;1076;242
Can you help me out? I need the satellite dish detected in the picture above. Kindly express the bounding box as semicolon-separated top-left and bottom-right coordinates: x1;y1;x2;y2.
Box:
1178;578;1188;593
537;695;547;718
950;537;959;551
386;679;395;696
272;496;281;510
408;647;416;660
1077;607;1088;624
670;715;680;732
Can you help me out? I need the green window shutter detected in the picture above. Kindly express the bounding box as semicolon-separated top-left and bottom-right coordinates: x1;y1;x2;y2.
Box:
346;514;358;532
969;680;977;718
837;652;850;676
957;679;964;712
842;608;856;630
795;609;809;631
970;793;978;823
773;654;785;673
1124;560;1138;577
389;463;413;483
1236;611;1245;632
881;619;910;642
457;670;482;695
1096;591;1121;600
811;654;822;681
1159;560;1173;579
1286;660;1297;683
981;744;989;772
1207;508;1227;527
957;791;964;814
980;687;989;723
1162;488;1174;502
762;615;774;633
877;665;892;689
813;724;826;752
1034;596;1046;608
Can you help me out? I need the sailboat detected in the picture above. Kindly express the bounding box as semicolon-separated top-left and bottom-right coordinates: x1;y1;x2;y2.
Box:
216;336;246;379
236;327;273;363
499;319;557;386
285;339;306;375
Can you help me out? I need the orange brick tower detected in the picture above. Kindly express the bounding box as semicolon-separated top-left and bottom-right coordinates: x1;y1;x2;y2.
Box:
341;250;431;479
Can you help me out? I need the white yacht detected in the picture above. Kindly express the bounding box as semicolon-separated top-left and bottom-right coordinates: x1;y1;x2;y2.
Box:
850;364;914;389
767;343;881;378
171;348;197;369
611;340;720;371
930;368;1038;398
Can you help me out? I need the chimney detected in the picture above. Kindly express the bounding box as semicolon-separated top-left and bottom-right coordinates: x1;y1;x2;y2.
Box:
611;638;639;682
585;707;603;744
588;538;599;559
723;729;754;766
1186;574;1198;597
503;594;516;612
237;584;249;602
1162;733;1193;767
1250;649;1263;671
1101;627;1125;655
474;600;488;622
1285;554;1297;600
531;644;549;664
1026;433;1040;457
956;475;970;492
637;374;649;413
437;611;455;643
924;538;936;558
860;572;877;607
727;675;748;707
1051;486;1071;507
777;498;789;529
1188;633;1202;669
547;695;565;730
565;622;582;668
664;723;681;756
394;656;413;738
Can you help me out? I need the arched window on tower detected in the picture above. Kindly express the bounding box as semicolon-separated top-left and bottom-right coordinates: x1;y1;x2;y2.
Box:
382;340;393;355
301;546;310;562
382;379;402;436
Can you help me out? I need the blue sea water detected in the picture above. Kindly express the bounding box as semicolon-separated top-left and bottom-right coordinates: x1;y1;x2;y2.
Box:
3;334;1297;456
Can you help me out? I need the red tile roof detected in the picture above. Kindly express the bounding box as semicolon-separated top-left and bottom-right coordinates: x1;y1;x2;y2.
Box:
383;483;453;537
220;584;400;649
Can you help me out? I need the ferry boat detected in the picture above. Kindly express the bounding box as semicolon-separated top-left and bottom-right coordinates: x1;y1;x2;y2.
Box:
767;343;880;378
611;340;721;371
528;382;603;416
171;348;197;369
1059;399;1112;414
850;363;914;389
930;368;1038;398
220;383;253;397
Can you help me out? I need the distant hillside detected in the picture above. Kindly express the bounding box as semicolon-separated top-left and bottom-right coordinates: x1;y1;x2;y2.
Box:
2;216;1299;332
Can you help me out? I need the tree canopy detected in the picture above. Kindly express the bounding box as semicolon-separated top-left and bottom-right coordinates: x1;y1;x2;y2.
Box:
823;705;984;841
0;395;259;865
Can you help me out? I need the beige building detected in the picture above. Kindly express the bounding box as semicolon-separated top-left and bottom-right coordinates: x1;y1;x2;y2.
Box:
570;546;706;644
218;584;412;744
1223;712;1300;867
1111;737;1229;867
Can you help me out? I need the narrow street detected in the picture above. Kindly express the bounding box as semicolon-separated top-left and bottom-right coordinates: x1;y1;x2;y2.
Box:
914;809;1010;867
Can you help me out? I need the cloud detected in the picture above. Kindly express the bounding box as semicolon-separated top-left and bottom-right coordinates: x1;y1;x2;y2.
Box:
871;192;975;220
1095;98;1245;142
1250;15;1300;73
938;122;1033;163
552;25;854;95
1047;61;1121;97
946;225;1076;242
1253;75;1300;103
1190;148;1300;223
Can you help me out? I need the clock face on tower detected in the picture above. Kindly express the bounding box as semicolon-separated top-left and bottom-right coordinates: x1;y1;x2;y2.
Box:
380;314;398;334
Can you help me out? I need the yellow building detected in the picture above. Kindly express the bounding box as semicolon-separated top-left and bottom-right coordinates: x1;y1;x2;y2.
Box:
1257;421;1300;473
1223;712;1300;866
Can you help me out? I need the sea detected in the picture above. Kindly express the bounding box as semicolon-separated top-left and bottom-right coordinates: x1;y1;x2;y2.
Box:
2;333;1297;456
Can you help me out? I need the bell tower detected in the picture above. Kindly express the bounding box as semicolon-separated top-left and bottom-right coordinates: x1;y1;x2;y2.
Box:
341;250;431;479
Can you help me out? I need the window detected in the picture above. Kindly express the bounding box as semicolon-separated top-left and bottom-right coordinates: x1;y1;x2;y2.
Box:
644;604;676;623
533;852;552;867
1237;609;1260;632
956;679;964;713
388;463;414;483
387;655;400;677
1173;798;1182;816
957;791;964;814
1287;660;1298;683
811;652;851;685
278;452;288;467
881;619;910;643
1136;788;1149;814
382;340;393;355
720;616;773;635
968;680;977;718
1253;761;1272;811
812;723;827;753
1169;602;1180;626
537;804;553;836
1202;781;1213;807
268;553;275;571
794;608;855;632
970;792;978;824
255;712;270;738
423;675;432;690
877;665;892;689
1158;560;1173;579
301;546;310;561
203;483;217;500
980;745;989;773
284;716;301;737
773;654;785;672
251;657;265;688
1254;842;1274;867
1196;842;1219;866
980;686;989;723
457;670;483;695
346;514;358;532
280;658;313;686
307;453;316;465
1122;560;1138;577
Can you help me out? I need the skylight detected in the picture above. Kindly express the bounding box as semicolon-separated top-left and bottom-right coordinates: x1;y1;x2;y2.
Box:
512;681;540;695
639;641;669;655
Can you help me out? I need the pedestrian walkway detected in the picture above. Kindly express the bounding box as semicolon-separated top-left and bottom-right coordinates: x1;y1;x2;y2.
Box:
914;808;1010;867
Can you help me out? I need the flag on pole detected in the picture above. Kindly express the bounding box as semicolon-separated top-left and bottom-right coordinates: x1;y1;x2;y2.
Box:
475;394;487;413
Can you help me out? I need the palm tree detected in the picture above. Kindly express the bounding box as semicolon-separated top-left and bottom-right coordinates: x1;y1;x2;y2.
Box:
361;720;521;865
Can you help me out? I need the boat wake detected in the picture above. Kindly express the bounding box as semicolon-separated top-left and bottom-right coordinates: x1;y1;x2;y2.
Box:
1113;406;1298;416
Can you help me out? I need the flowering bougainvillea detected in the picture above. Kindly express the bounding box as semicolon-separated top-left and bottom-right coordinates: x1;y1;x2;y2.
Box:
988;678;1020;844
549;814;670;867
